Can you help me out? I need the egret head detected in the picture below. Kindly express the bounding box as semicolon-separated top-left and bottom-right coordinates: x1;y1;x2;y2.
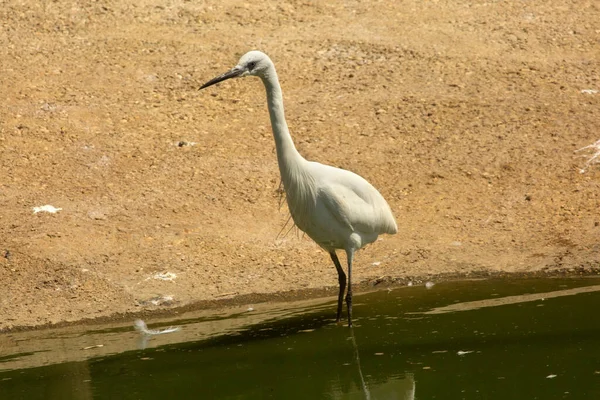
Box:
200;51;273;90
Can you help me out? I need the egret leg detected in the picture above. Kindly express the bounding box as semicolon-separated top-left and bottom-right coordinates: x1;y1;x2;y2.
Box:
330;251;346;323
346;249;354;327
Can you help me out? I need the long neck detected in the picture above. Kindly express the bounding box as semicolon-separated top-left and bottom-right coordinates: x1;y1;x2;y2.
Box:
260;64;316;228
261;68;304;186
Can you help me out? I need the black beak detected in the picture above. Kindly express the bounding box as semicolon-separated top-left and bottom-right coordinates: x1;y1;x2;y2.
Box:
199;67;245;90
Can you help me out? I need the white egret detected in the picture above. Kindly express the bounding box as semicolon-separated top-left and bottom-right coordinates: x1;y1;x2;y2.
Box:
200;51;397;326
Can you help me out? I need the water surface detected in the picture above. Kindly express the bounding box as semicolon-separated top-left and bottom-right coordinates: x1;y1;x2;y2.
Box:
1;278;599;399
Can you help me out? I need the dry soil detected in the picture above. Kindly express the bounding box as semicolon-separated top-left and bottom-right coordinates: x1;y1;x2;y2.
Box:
1;0;599;331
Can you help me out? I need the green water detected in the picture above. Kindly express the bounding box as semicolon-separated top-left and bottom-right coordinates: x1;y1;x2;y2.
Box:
1;278;599;399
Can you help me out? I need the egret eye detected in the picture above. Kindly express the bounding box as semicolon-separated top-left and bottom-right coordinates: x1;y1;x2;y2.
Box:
248;61;257;70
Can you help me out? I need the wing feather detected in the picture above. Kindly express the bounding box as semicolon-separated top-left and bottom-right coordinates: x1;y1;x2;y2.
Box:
315;165;397;236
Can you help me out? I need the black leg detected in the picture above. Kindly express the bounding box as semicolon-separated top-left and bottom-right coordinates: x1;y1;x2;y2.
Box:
346;250;354;327
330;251;346;322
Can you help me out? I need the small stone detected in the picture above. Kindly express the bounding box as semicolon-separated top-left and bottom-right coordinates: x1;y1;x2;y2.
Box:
87;210;107;220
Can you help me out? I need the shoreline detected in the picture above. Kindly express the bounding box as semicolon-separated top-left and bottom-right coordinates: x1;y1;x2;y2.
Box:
4;266;598;334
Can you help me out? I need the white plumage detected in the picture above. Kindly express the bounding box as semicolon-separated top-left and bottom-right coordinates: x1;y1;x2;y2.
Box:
200;51;397;326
